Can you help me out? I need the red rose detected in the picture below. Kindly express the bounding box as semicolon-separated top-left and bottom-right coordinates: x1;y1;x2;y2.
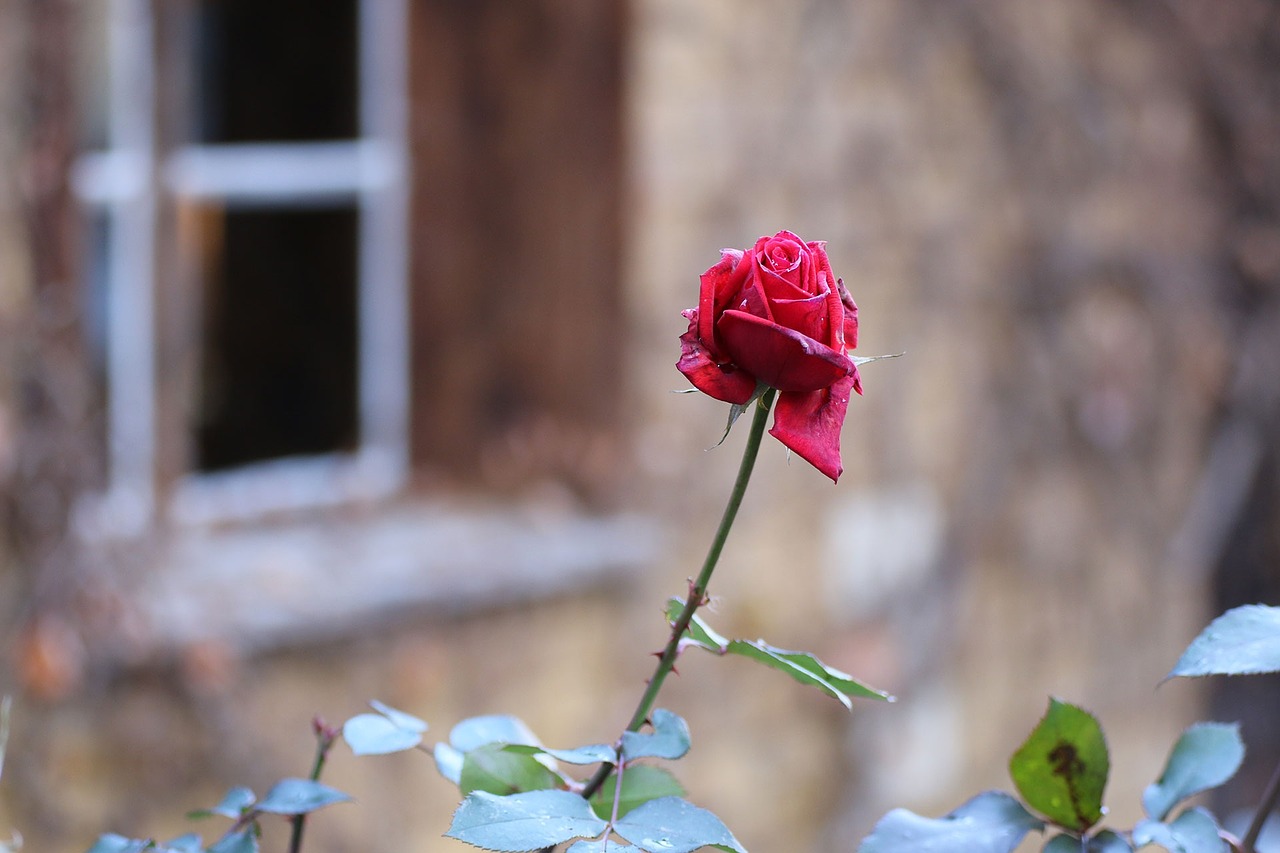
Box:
677;230;861;482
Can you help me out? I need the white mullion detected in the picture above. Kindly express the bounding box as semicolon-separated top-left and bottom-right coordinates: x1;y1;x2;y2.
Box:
356;0;411;482
164;140;384;206
103;0;158;529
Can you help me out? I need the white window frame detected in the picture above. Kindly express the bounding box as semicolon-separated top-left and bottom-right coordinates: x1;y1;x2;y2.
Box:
72;0;410;532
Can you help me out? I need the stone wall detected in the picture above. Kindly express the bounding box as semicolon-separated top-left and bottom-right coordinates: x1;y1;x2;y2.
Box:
627;0;1270;845
2;1;1278;852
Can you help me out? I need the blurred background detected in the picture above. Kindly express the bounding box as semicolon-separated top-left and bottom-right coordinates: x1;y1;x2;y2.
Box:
1;0;1279;850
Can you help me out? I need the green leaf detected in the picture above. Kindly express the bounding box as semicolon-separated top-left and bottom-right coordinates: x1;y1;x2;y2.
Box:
504;743;618;766
85;836;152;853
612;796;746;853
436;742;465;784
438;715;552;788
566;842;633;853
590;765;686;820
1086;830;1133;852
726;639;893;706
189;786;256;820
1010;699;1109;832
664;599;729;651
343;713;425;756
369;700;428;732
1043;831;1132;852
1168;808;1228;853
344;700;428;755
858;791;1044;853
255;778;351;815
1142;723;1244;821
159;836;202;853
1134;808;1227;853
1150;809;1231;852
1167;605;1280;679
663;600;892;706
206;828;259;853
620;710;691;761
450;715;544;752
460;743;565;796
445;790;608;851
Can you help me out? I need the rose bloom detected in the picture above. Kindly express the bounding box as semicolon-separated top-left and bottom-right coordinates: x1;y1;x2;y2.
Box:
677;230;861;482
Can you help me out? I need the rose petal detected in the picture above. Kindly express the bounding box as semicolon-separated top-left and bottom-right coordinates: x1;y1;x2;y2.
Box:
771;291;833;346
698;249;748;359
716;310;853;393
677;311;757;404
754;232;811;297
770;371;861;483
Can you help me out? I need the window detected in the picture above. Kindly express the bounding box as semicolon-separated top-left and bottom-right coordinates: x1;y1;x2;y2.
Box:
73;0;410;530
62;0;638;655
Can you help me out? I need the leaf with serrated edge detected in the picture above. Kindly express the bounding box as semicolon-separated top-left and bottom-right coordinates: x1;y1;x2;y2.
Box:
368;700;428;732
1142;722;1244;821
190;786;256;820
590;765;685;820
255;778;351;815
1168;604;1280;679
1135;808;1227;853
612;797;746;853
1009;698;1108;833
450;715;544;753
160;834;202;853
343;713;424;756
662;600;892;705
460;743;564;796
858;791;1043;853
620;710;690;761
84;836;152;853
566;842;633;853
1044;831;1132;852
1087;830;1133;852
504;743;617;766
436;742;465;784
1167;807;1227;852
446;790;608;851
729;640;893;704
207;828;259;853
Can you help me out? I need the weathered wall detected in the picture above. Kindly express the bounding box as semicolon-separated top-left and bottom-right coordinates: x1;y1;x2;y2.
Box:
3;1;1278;852
627;0;1268;846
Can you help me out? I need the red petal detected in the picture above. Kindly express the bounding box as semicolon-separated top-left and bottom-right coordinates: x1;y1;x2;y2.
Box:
836;278;858;350
770;370;860;483
697;249;747;359
716;310;853;393
770;291;832;345
677;311;756;404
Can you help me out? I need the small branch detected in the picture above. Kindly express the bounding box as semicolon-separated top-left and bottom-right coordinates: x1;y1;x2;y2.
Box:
288;717;339;853
579;389;776;802
1242;757;1280;852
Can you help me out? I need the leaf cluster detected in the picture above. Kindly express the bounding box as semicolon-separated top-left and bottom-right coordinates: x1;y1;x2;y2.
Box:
861;603;1280;852
86;779;351;853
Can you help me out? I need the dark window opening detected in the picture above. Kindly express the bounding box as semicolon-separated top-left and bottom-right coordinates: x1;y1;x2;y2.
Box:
193;0;358;143
194;207;359;471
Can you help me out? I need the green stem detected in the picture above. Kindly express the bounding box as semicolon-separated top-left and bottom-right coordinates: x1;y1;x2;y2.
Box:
580;388;775;801
1243;757;1280;853
288;722;336;853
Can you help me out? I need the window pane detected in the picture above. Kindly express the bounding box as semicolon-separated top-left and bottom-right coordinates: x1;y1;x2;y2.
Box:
193;0;358;143
195;206;359;471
